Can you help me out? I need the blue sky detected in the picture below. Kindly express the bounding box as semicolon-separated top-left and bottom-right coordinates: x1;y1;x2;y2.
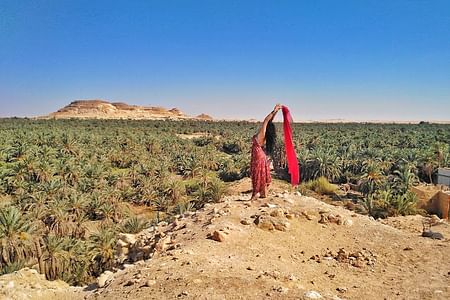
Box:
1;0;449;121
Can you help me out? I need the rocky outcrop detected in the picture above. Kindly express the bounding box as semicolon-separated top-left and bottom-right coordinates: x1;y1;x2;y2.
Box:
45;100;213;121
0;268;80;300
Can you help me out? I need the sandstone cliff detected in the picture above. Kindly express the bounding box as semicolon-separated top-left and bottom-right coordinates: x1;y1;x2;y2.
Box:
45;100;212;120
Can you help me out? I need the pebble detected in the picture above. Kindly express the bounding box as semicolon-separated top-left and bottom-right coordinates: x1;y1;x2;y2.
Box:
336;287;347;293
275;286;289;294
304;290;322;299
178;291;189;297
145;279;156;287
240;219;251;225
211;230;226;242
124;280;134;286
343;219;353;226
97;271;114;288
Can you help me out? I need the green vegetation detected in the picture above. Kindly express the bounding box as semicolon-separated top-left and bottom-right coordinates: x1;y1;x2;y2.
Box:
302;177;338;195
0;118;449;283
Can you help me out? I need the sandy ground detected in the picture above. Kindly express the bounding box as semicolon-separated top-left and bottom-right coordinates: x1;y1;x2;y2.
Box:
84;180;449;300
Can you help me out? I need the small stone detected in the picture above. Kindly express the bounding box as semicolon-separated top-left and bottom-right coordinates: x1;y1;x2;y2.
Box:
336;287;347;293
343;219;353;226
124;280;134;286
288;274;298;281
145;279;156;287
273;219;290;232
319;214;328;224
118;233;137;245
211;230;226;242
178;291;189;297
254;215;275;231
304;290;322;299
97;271;114;288
240;219;251;225
275;286;289;293
270;208;284;217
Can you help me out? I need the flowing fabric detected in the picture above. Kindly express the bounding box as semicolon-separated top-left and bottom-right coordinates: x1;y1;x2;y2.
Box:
282;106;300;186
250;136;272;196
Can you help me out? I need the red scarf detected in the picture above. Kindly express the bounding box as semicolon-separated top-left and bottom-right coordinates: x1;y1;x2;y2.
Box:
282;106;300;186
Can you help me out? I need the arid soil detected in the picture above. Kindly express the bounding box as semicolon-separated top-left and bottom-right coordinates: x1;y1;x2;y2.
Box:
2;179;449;300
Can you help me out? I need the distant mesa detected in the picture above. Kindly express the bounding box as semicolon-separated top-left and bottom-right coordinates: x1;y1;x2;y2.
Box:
45;99;213;121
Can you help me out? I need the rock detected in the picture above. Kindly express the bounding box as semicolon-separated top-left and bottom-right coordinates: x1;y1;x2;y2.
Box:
430;215;442;225
343;219;353;226
302;211;315;220
272;219;290;232
254;215;275;231
304;290;322;299
240;219;251;225
118;233;137;245
117;239;128;247
270;208;285;217
145;279;156;287
319;214;328;224
336;287;347;293
155;236;172;252
124;279;135;286
288;274;298;281
211;230;226;242
97;271;113;288
422;230;444;240
275;286;289;293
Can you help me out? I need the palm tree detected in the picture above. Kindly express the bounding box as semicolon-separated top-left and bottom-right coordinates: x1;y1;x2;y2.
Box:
41;235;69;280
0;206;38;265
89;227;117;275
393;166;418;193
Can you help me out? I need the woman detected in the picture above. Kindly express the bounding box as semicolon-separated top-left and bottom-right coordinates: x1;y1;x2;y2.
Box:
250;104;282;200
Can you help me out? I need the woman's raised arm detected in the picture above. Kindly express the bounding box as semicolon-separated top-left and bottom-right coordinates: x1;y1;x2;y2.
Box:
257;104;282;145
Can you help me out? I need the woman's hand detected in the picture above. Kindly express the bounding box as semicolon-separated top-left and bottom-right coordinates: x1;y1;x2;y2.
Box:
273;104;282;113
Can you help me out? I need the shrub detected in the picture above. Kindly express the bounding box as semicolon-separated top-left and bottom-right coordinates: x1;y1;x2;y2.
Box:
304;177;338;195
121;216;150;234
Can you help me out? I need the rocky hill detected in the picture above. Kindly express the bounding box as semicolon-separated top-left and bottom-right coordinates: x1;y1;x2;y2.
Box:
45;100;212;120
1;179;449;300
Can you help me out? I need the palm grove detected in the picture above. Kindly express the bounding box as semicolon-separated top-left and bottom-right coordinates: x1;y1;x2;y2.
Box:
0;119;449;284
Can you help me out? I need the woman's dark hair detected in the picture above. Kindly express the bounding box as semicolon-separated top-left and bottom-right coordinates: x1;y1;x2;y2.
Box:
265;120;276;157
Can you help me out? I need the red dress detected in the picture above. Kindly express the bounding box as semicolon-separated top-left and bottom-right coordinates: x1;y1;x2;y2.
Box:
250;136;272;197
